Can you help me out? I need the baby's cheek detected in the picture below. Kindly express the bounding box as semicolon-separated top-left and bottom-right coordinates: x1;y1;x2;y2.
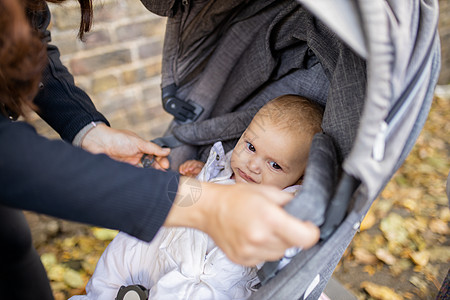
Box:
230;154;239;169
266;174;290;189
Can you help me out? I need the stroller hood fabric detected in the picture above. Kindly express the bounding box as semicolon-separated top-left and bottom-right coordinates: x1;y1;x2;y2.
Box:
142;0;366;168
140;0;440;298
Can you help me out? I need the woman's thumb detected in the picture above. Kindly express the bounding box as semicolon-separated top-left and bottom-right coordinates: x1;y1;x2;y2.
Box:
144;142;170;157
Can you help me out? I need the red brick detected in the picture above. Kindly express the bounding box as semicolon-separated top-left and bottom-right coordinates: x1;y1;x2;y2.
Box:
70;49;132;75
82;30;112;49
92;74;119;94
116;19;166;41
50;6;80;31
122;63;162;85
138;40;164;59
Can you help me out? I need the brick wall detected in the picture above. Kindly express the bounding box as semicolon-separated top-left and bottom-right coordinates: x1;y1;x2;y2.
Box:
31;1;449;140
31;0;172;140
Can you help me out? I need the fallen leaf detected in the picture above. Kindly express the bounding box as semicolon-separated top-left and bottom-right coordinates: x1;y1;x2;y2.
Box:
429;219;449;234
439;208;450;222
53;291;66;300
360;209;377;231
50;281;67;292
409;275;428;295
409;233;427;251
375;198;394;218
81;254;100;275
403;292;414;299
353;247;377;265
47;264;66;282
77;236;97;252
376;248;397;265
41;253;58;270
63;268;85;289
389;259;413;276
360;281;404;300
62;237;77;248
380;213;409;246
92;227;118;241
398;198;417;212
410;250;430;267
428;246;450;263
363;265;376;276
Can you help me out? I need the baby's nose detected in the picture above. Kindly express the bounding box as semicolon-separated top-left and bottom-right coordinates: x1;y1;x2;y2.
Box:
247;157;261;174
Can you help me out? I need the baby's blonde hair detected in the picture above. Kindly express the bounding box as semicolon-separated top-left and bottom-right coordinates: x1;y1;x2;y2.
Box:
255;94;324;137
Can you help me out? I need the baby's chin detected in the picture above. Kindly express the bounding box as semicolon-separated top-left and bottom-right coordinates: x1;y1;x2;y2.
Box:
235;176;249;184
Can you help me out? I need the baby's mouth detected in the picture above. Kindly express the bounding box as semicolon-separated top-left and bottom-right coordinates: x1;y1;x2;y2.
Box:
237;169;256;183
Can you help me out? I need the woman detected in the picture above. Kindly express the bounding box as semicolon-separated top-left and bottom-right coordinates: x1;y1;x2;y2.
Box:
0;0;319;299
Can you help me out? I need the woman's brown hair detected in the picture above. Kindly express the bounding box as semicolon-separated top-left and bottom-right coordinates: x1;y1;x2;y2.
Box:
0;0;94;118
0;0;46;118
25;0;93;40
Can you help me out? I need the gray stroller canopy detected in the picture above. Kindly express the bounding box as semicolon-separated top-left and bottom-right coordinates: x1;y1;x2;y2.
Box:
141;0;441;298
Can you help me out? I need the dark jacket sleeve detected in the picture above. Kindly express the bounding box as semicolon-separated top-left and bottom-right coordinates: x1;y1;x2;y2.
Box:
0;116;178;242
29;4;110;143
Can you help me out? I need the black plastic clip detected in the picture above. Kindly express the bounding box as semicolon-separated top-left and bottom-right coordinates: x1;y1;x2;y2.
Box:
162;84;203;124
115;285;149;300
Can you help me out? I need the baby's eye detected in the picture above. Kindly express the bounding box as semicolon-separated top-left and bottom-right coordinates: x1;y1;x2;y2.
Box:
269;161;282;170
246;142;256;152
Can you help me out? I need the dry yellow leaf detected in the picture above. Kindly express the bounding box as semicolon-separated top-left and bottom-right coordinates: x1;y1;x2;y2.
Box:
398;198;417;212
389;259;412;276
47;264;66;282
410;250;430;267
92;227;119;241
376;248;397;265
360;210;377;231
428;246;450;263
429;219;449;234
380;213;409;246
64;268;86;289
53;291;66;300
41;253;58;270
439;208;450;222
360;281;404;300
353;247;377;265
409;275;428;294
363;265;376;276
78;236;97;252
403;292;414;299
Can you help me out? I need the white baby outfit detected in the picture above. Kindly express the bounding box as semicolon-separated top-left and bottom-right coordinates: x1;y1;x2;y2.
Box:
70;142;299;300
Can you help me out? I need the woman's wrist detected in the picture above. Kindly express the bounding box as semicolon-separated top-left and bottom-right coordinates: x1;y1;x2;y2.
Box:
164;177;216;232
72;121;105;147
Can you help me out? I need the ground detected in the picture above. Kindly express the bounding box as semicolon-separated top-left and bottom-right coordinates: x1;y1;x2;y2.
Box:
26;90;449;300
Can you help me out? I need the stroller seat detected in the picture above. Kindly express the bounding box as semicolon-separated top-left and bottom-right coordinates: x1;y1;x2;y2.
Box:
140;0;441;298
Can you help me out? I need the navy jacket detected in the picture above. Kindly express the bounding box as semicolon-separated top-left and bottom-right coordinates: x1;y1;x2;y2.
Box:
29;4;110;142
0;5;178;242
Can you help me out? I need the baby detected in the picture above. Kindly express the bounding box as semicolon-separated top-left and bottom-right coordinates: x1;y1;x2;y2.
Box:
180;95;322;189
70;94;323;300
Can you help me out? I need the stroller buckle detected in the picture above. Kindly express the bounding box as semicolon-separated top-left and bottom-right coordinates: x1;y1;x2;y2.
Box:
162;84;204;124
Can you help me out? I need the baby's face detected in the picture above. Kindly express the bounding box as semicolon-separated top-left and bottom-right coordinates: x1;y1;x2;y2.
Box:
230;115;310;189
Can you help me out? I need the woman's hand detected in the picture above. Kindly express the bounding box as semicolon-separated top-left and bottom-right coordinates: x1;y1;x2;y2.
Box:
164;178;320;266
81;123;170;170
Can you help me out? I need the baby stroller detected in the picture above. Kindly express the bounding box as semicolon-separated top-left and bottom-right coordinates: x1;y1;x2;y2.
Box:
140;0;441;298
